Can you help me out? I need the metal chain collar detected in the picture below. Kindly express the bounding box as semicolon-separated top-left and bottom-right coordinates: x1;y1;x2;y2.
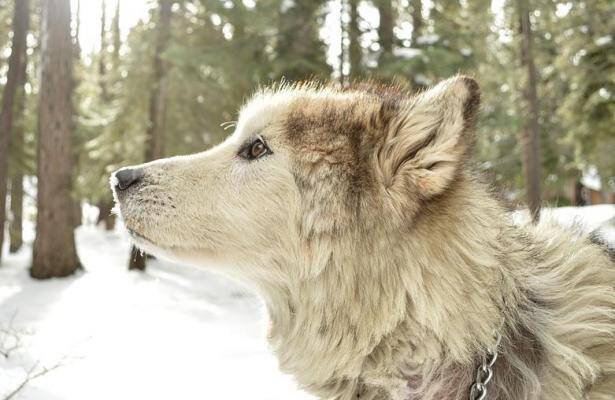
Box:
469;331;502;400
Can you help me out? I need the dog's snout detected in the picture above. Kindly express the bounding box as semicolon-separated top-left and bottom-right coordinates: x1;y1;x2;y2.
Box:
114;167;144;190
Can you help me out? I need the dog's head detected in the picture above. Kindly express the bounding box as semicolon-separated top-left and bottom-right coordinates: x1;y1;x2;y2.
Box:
111;76;480;284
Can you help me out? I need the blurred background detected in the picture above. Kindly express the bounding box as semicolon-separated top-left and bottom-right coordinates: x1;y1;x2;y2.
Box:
0;0;613;399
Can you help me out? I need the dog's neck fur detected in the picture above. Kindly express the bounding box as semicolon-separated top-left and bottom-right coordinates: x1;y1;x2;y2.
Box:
259;175;524;399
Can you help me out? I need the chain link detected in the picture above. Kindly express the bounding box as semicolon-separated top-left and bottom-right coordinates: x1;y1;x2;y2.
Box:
469;331;501;400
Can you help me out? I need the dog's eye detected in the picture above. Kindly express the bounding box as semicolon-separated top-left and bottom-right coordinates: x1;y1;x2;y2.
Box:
239;137;271;160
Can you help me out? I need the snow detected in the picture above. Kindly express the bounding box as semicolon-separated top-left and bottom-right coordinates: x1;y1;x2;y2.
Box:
595;35;612;47
393;47;422;59
1;205;614;399
513;204;615;243
0;224;315;400
581;167;603;191
415;34;440;46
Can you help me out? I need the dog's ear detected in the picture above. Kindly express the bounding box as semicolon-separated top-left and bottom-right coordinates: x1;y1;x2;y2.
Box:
374;76;480;202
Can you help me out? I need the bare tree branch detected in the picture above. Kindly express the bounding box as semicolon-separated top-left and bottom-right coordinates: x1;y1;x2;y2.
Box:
0;310;24;359
2;357;68;400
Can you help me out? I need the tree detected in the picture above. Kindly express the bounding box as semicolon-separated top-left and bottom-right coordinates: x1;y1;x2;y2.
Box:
0;0;29;262
339;0;346;85
555;0;614;189
31;0;81;279
8;27;29;253
98;0;108;102
348;0;362;78
71;0;84;228
111;0;120;67
411;0;422;42
73;0;81;57
375;0;393;59
144;0;172;162
516;0;542;222
129;0;173;271
95;0;116;231
273;0;330;81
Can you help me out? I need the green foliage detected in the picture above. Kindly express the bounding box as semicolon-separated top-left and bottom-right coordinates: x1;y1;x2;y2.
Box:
554;0;614;189
3;0;613;207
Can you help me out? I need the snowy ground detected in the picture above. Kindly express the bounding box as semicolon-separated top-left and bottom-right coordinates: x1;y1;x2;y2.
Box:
0;224;316;400
0;205;613;400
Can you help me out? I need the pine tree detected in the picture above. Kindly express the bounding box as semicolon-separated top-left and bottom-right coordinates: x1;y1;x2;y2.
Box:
516;0;542;222
348;0;362;79
375;0;393;59
31;0;81;279
129;0;173;271
0;0;29;262
8;24;29;253
95;0;117;231
273;0;330;81
556;0;614;189
411;0;422;42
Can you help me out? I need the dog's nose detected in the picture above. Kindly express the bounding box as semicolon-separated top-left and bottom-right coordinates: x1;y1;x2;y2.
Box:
114;168;143;190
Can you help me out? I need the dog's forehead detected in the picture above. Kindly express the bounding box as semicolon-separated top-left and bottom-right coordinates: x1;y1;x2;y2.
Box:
234;86;363;143
234;91;298;142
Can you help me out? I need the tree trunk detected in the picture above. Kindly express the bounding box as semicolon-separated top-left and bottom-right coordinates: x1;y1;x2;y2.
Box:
573;180;585;207
8;1;30;254
99;0;109;101
31;0;81;279
73;0;81;57
0;0;29;262
130;0;173;270
376;0;393;57
9;175;23;253
348;0;361;79
71;0;82;229
128;245;146;271
96;200;115;230
94;0;116;231
144;0;172;162
72;200;82;228
9;56;28;254
517;0;542;223
112;0;120;68
411;0;423;44
339;0;345;86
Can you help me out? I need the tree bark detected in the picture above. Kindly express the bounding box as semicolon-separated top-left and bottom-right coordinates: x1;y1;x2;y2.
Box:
96;201;115;230
376;0;393;56
339;0;345;86
9;177;23;253
128;245;147;271
517;0;542;223
71;0;82;229
112;0;120;68
96;0;116;231
348;0;361;79
411;0;423;44
144;0;172;162
99;0;108;101
130;0;173;270
8;46;28;254
31;0;81;279
0;0;29;262
73;0;81;57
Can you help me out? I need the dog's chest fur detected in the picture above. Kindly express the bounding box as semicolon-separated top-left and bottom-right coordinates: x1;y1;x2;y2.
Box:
261;181;615;400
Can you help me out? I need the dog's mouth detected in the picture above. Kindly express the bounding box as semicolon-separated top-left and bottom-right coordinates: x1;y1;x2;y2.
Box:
127;227;150;242
126;227;165;250
125;226;199;255
125;226;182;262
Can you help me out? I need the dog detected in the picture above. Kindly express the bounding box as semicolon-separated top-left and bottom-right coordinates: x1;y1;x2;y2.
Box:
111;76;615;399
